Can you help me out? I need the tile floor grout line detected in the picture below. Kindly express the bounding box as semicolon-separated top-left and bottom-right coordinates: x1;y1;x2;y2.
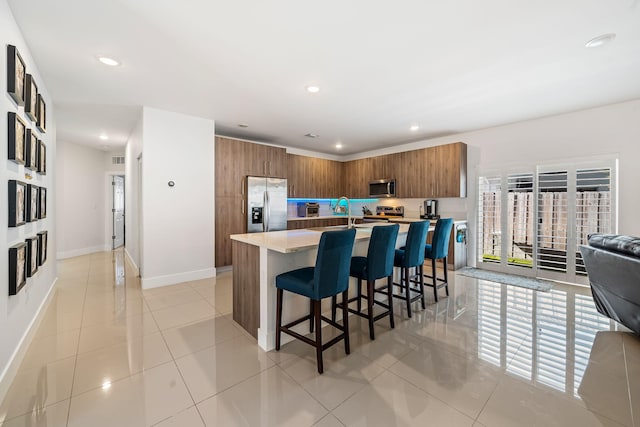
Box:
189;363;280;407
65;252;92;427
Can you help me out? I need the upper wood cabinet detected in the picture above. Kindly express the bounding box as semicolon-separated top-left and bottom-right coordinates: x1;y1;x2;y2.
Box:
344;158;374;198
215;136;287;197
287;154;344;198
215;136;244;197
391;142;467;198
244;140;287;178
429;142;467;198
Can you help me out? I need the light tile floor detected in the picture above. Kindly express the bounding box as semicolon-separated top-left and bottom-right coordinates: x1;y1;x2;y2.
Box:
0;249;638;426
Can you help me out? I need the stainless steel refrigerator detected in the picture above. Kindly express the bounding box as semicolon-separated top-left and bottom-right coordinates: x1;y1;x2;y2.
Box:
246;176;288;233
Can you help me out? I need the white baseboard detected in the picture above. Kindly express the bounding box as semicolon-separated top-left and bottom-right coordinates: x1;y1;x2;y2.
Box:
141;267;216;289
57;245;105;259
124;248;139;273
0;278;57;405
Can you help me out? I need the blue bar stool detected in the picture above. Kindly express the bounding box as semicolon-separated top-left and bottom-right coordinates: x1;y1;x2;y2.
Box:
392;221;429;318
332;224;400;340
275;228;356;374
423;218;454;302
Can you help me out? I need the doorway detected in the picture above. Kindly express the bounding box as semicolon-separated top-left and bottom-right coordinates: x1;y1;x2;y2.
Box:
112;175;125;249
477;159;617;285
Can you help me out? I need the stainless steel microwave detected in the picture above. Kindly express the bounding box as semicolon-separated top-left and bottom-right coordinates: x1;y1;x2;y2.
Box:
369;179;396;198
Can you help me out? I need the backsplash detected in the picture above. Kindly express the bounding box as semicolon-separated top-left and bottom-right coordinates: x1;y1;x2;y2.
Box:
287;197;468;220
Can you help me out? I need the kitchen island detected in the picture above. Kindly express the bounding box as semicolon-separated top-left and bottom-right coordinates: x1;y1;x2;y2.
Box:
230;224;413;351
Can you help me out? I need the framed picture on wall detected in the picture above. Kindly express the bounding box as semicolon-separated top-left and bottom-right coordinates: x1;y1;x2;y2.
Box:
24;74;38;122
39;187;47;219
8;112;26;165
25;129;39;170
9;242;27;296
37;231;48;266
25;237;39;278
26;184;39;222
38;140;47;174
36;94;46;133
8;180;27;227
7;45;26;106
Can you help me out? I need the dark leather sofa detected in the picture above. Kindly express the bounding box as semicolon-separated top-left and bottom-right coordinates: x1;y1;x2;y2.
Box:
580;234;640;334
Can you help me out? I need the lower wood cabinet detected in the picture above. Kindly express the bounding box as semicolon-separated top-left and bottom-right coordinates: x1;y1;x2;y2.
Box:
287;218;349;230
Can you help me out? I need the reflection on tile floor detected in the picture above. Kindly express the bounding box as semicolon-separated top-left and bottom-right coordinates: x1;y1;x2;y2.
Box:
0;249;637;426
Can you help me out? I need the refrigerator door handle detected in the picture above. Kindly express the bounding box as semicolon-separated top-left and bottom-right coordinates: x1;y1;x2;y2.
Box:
264;191;271;232
262;191;267;232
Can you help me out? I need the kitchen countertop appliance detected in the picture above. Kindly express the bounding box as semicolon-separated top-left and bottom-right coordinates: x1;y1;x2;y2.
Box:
362;206;404;223
246;176;288;233
297;202;319;217
422;199;439;220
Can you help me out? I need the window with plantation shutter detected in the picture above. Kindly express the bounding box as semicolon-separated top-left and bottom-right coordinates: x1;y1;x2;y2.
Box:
477;158;616;284
477;176;502;264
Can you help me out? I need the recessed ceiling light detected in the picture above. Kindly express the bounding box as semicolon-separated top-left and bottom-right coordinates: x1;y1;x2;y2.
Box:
98;56;120;66
410;125;419;131
306;85;320;93
102;380;112;391
585;33;616;48
335;143;343;149
99;134;109;140
237;123;249;128
305;133;319;138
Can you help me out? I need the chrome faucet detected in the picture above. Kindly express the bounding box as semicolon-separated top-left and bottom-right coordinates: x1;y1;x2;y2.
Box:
335;196;354;229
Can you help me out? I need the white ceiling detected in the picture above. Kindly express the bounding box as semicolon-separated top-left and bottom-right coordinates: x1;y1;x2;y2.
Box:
8;0;640;154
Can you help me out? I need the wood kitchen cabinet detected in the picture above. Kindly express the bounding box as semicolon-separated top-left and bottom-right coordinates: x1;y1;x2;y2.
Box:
287;217;349;230
215;196;245;267
344;158;374;198
288;154;344;198
215;137;244;197
429;142;467;198
393;143;466;198
246;141;287;178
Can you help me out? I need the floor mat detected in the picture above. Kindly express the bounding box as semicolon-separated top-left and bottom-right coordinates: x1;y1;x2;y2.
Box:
457;267;554;292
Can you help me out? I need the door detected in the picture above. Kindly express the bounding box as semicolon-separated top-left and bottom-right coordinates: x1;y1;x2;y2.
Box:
266;178;287;231
112;175;125;249
246;176;266;233
477;159;616;284
536;164;615;284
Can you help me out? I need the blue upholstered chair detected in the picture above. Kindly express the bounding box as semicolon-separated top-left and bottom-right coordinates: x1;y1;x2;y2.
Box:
332;224;399;340
392;221;429;318
424;218;454;302
275;228;356;374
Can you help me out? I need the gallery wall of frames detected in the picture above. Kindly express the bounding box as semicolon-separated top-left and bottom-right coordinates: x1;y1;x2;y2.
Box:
6;44;49;296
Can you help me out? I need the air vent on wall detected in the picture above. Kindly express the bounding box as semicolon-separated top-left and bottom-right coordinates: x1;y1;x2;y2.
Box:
112;156;125;165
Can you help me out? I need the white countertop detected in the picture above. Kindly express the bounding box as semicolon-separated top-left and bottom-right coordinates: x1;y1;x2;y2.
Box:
231;223;411;254
286;215;362;221
287;215;467;224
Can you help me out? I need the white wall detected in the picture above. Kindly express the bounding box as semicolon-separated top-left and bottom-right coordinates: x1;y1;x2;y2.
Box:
56;141;115;258
0;0;57;402
352;99;640;265
140;107;215;288
124;115;143;271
